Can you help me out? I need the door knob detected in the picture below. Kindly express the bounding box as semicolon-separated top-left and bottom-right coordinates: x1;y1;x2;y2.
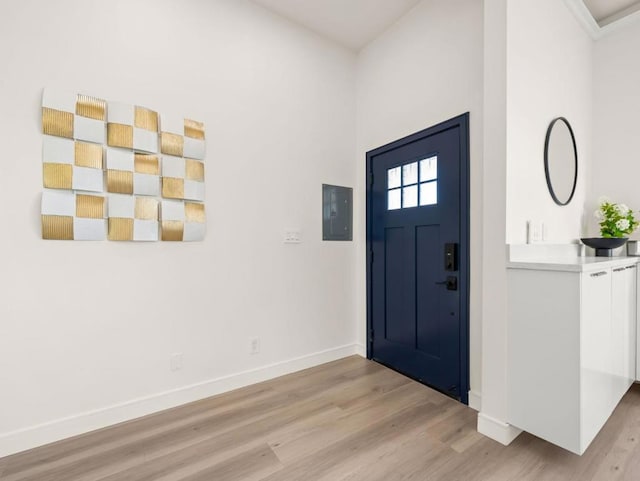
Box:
435;276;458;291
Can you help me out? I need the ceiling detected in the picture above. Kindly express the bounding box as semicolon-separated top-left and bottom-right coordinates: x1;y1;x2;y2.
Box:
251;0;640;49
583;0;640;26
250;0;421;51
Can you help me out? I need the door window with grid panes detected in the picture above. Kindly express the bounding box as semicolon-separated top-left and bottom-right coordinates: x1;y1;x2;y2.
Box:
387;156;438;210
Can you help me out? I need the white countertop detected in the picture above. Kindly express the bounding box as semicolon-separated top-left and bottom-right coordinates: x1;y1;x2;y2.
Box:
507;256;640;272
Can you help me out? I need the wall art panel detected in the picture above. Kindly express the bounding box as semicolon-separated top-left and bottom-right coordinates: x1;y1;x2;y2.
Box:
107;195;159;241
161;155;205;201
41;190;106;240
40;88;206;241
159;200;206;242
42;136;104;192
75;94;107;144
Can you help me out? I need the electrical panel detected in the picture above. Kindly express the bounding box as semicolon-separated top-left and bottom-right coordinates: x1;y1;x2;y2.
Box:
322;184;352;241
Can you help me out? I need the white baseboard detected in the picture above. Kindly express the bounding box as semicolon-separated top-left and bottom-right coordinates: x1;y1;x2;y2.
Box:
354;343;367;357
477;412;522;445
468;390;482;411
0;343;359;458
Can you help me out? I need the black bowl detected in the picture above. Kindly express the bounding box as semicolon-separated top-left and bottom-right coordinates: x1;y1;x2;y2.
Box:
580;237;628;250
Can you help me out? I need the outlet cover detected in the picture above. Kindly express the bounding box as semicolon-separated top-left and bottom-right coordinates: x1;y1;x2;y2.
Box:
170;353;183;371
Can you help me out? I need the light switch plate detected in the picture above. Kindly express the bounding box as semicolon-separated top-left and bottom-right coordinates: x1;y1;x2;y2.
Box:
527;220;543;244
284;229;301;244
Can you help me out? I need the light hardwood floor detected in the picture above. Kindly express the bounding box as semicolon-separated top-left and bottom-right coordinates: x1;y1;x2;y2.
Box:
2;356;640;480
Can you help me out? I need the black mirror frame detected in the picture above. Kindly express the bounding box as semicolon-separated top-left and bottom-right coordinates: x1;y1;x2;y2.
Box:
544;117;578;206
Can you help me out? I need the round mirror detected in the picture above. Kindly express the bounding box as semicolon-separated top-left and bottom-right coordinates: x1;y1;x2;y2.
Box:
544;117;578;206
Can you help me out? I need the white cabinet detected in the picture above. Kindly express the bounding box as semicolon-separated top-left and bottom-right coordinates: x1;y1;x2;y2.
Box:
580;268;615;452
507;258;637;455
611;265;636;389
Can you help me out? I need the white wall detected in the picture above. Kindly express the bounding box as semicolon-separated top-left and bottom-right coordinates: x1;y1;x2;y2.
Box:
355;0;484;403
0;0;358;456
505;0;593;244
592;21;640;236
478;0;514;442
479;0;593;441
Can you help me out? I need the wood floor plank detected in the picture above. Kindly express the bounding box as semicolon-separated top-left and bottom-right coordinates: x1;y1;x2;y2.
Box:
3;391;287;481
94;400;343;481
582;396;640;480
335;428;454;481
321;366;411;410
424;431;517;481
4;359;374;481
0;385;277;479
1;389;282;481
261;401;443;481
2;356;640;481
2;355;364;477
621;437;640;481
15;396;335;481
269;381;436;464
177;443;282;481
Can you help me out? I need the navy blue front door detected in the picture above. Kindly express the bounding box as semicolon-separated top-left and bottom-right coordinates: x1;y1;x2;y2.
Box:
366;114;469;403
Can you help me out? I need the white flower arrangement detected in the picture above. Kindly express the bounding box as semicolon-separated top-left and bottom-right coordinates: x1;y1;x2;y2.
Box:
595;197;639;238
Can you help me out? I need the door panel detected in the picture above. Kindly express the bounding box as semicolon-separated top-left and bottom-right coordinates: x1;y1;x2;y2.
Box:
416;224;442;358
385;227;411;346
367;114;469;402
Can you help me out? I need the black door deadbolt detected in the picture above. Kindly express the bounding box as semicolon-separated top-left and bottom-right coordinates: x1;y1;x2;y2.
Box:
445;243;458;271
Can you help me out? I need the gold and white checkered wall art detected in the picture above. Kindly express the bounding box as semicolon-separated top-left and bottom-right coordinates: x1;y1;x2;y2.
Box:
161;200;206;242
160;116;206;160
40;88;206;241
42;90;107;144
161;156;205;201
105;149;161;196
42;136;104;192
41;190;107;241
107;101;159;153
108;195;159;241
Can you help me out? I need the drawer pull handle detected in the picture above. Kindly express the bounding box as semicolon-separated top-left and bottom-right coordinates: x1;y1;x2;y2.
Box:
591;271;608;277
614;267;626;272
626;265;637;270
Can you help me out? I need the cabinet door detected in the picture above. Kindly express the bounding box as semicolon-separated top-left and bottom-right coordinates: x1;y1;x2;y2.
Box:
611;265;636;395
627;265;637;382
580;268;613;450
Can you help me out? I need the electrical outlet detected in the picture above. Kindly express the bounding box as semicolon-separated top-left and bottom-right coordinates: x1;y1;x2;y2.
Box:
170;353;183;371
250;337;260;355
